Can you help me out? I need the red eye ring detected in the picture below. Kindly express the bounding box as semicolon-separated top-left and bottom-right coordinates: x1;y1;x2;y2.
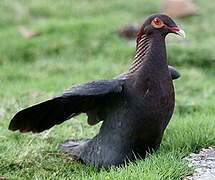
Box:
153;18;161;25
151;17;164;28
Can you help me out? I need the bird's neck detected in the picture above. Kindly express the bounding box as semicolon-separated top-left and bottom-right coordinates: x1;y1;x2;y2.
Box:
126;33;168;78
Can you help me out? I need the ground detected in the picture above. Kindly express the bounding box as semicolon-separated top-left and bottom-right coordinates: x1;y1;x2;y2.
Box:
0;0;215;179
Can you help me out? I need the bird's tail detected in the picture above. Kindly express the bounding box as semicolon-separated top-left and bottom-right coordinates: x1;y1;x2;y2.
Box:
59;139;89;160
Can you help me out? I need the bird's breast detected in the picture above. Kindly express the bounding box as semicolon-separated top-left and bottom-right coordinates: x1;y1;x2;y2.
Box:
145;80;174;109
125;77;175;117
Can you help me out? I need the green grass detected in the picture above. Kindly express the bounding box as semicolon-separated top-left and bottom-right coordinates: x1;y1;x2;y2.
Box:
0;0;215;179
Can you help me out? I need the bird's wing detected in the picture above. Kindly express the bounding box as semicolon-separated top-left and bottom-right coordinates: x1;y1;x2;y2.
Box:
9;79;125;133
168;65;181;80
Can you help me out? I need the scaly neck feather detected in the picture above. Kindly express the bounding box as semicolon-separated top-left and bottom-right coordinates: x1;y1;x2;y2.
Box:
125;33;167;79
125;34;151;78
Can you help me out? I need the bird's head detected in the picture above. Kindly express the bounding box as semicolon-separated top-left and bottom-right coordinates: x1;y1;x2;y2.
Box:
138;14;185;39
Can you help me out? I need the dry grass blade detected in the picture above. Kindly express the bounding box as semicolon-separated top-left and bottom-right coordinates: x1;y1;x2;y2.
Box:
19;27;40;38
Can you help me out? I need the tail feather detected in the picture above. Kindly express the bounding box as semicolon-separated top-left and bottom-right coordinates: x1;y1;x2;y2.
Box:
59;139;89;159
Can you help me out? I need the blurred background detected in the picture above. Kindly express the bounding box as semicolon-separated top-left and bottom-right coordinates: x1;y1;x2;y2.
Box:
0;0;214;179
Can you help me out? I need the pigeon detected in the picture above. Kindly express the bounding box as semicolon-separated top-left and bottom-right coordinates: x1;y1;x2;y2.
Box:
9;14;185;168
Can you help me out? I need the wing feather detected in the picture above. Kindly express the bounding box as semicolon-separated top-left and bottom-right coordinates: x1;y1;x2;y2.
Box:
9;79;124;133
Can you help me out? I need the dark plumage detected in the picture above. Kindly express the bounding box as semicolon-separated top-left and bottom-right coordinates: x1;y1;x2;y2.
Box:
9;14;184;168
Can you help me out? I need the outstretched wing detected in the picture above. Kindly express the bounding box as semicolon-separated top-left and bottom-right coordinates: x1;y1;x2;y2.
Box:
9;79;124;133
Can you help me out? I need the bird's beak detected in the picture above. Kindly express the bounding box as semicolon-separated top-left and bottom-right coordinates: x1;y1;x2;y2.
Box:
168;27;186;38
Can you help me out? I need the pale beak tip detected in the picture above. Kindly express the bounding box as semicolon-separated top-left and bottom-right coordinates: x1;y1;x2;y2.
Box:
177;29;186;38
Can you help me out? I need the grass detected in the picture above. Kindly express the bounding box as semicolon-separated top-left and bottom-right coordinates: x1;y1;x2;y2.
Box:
0;0;215;179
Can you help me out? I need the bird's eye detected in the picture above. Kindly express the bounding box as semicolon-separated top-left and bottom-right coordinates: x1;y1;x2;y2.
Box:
153;18;161;25
151;18;164;28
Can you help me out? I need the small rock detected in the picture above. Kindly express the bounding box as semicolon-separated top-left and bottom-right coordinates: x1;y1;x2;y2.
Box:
116;23;141;39
183;147;215;180
162;0;199;18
